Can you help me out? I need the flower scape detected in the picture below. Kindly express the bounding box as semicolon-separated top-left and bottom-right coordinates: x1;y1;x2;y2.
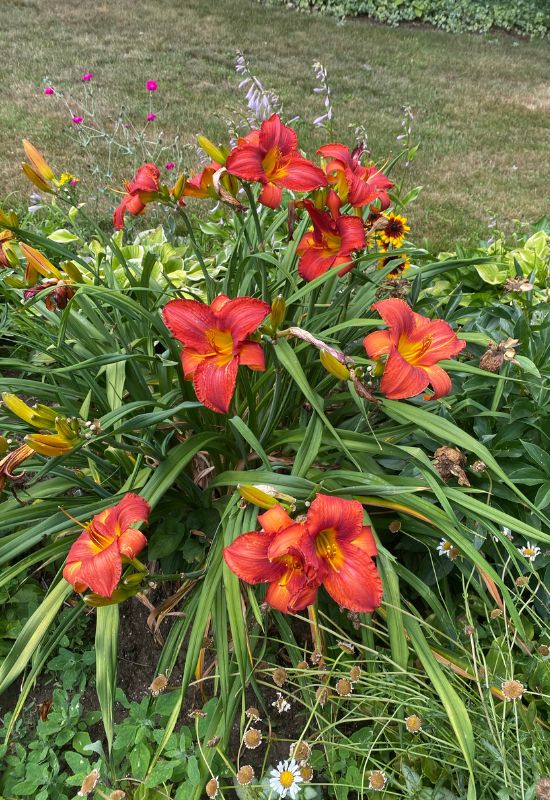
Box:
0;78;548;800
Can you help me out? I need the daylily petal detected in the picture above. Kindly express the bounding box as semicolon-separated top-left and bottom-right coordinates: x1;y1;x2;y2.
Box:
258;504;295;536
336;215;366;253
63;561;87;593
225;144;265;181
217;297;270;344
162;299;215;353
277;155;327;192
259;114;298;155
363;330;393;360
414;319;467;366
423;364;453;400
193;355;239;413
266;574;318;613
114;493;151;533
298;246;336;282
317;143;353;167
127;163;160;194
238;341;266;371
306;494;364;542
77;540;122;598
258;182;283;208
351;525;378;557
267;523;309;561
65;530;107;563
371;298;415;338
118;528;148;559
322;543;383;613
380;346;430;399
224;532;283;584
181;349;205;378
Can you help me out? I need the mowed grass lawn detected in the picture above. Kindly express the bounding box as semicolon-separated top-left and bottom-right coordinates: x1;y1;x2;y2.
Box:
2;0;549;249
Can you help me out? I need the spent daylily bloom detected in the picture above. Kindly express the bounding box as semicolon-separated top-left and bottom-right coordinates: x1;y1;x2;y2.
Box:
113;163;160;230
364;298;466;400
225;113;327;208
296;197;365;281
162;294;270;413
24;279;75;311
270;494;382;613
0;444;34;492
224;506;319;613
317;143;393;209
63;493;150;597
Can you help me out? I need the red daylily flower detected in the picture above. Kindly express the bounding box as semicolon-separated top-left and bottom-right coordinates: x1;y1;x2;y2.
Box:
113;163;160;230
63;493;150;597
224;505;319;613
296;197;365;281
318;143;393;209
269;495;382;614
184;162;221;199
162;294;270;414
363;298;466;400
225;114;327;209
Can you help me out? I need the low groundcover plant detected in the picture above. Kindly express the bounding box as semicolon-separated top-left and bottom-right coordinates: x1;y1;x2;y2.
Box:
0;107;548;800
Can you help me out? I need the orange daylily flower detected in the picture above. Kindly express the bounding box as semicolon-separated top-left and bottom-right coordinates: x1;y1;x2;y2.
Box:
364;298;466;400
269;495;382;614
317;143;393;209
296;196;366;281
162;294;270;414
113;163;161;230
63;493;151;597
225;114;327;208
223;505;319;613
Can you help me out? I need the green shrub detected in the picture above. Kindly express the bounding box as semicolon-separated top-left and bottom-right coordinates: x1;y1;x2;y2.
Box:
258;0;550;38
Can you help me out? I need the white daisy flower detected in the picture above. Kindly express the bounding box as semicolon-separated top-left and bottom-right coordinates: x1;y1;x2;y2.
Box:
269;759;303;798
518;542;541;562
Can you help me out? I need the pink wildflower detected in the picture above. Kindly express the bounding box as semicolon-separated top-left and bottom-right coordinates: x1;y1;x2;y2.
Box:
72;116;83;125
44;86;55;96
147;113;157;122
165;162;175;170
146;80;158;92
81;73;93;82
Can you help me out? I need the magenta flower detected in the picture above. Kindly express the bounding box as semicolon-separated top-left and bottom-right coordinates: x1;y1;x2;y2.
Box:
44;86;55;96
165;162;175;170
72;116;83;125
147;113;157;122
70;178;79;185
146;80;158;92
81;72;93;82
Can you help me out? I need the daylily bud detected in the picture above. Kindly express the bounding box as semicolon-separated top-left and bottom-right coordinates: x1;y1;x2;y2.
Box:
372;360;385;378
2;393;58;429
197;135;227;166
0;436;8;454
55;416;78;440
270;295;286;331
238;484;278;509
26;433;78;456
320;349;350;380
22;164;54;193
83;583;141;606
123;572;147;586
170;173;186;201
0;209;18;227
63;261;84;282
23;140;56;182
20;243;62;283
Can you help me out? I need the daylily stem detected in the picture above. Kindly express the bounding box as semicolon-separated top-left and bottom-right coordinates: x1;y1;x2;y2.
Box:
242;183;264;246
175;205;214;301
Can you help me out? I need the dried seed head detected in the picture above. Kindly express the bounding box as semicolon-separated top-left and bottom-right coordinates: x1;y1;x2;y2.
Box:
369;770;387;791
149;674;168;696
245;706;261;721
290;740;311;761
472;460;487;473
296;660;308;670
335;677;353;696
349;665;362;683
300;765;314;783
405;714;423;734
535;777;550;800
237;765;255;786
389;520;401;533
316;685;330;707
78;769;99;796
501;679;525;702
188;708;207;719
516;576;529;587
464;625;475;636
272;692;291;713
243;727;263;749
272;667;288;687
538;645;550;657
109;792;126;800
310;650;322;665
207;736;221;748
433;446;470;487
337;641;355;654
490;608;503;619
205;776;219;798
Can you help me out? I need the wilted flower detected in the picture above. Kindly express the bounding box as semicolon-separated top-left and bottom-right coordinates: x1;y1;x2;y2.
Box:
0;444;34;492
349;665;362;683
315;685;330;707
300;765;314;783
237;765;255;785
272;667;288;687
504;276;534;293
205;776;219;798
109;792;126;800
289;740;311;762
433;446;470;487
501;679;525;702
269;759;303;799
245;706;261;721
368;771;387;791
335;677;353;696
535;778;550;800
78;769;99;796
490;608;503;619
243;728;262;749
272;692;291;714
538;645;550;658
437;539;460;561
518;542;541;562
149;674;168;696
405;714;423;734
